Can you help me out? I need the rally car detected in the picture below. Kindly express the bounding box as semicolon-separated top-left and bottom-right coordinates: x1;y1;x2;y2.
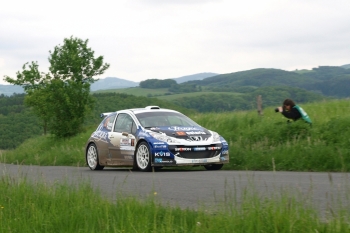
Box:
85;106;229;172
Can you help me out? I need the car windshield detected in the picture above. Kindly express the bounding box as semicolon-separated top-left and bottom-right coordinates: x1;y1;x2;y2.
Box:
135;111;200;128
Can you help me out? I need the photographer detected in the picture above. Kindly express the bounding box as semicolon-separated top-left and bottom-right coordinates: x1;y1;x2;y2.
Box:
275;99;312;124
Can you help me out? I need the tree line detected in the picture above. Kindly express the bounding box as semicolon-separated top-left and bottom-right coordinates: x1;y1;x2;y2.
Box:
0;92;195;150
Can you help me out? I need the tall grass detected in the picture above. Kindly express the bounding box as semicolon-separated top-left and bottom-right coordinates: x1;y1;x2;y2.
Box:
2;99;350;171
0;129;93;166
1;175;350;233
194;99;350;171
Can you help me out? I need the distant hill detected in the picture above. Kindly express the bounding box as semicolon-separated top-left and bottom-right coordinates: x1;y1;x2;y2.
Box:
2;66;350;97
189;68;313;87
341;64;350;69
0;73;219;95
180;66;350;98
0;78;139;95
171;72;219;83
90;77;139;91
0;85;24;95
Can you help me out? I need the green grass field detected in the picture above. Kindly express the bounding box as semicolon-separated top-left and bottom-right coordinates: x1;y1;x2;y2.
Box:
1;174;350;232
2;99;350;232
93;87;169;96
2;98;350;172
156;91;243;101
93;87;243;101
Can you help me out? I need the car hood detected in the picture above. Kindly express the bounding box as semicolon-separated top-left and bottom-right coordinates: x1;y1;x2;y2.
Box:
147;126;212;141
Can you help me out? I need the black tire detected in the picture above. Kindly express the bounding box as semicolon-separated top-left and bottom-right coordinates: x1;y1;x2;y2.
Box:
86;143;104;170
135;142;152;172
204;164;224;170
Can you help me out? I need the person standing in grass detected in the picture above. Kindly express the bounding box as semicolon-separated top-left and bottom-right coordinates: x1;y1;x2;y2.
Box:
276;98;312;124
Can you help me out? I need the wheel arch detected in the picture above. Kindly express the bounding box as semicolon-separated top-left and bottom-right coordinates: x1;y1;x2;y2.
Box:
85;141;97;164
134;139;154;170
135;139;152;156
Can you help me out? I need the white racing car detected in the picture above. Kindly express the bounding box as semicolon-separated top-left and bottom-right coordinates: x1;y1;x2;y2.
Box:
85;106;229;171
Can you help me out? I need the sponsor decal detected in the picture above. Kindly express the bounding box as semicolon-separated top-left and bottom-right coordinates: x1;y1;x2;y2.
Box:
120;138;131;146
175;146;221;152
91;131;108;140
186;131;206;135
154;151;171;157
124;155;133;160
176;131;187;136
168;126;198;131
160;160;174;163
155;158;163;163
155;158;174;163
154;145;167;149
193;147;206;151
191;159;207;163
153;142;166;145
175;148;192;152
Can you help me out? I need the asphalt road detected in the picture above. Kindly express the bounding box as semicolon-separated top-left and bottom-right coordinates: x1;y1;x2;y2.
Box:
1;163;349;217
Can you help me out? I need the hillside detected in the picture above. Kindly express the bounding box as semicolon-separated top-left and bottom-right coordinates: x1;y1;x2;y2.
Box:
179;66;350;98
0;72;219;95
189;68;313;87
90;77;139;91
0;85;24;95
171;72;218;83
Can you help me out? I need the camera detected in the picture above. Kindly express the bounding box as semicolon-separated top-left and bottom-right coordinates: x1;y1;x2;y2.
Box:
274;108;279;113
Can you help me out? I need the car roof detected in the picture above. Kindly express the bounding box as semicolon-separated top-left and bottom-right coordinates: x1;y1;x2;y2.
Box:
101;106;178;118
130;106;178;114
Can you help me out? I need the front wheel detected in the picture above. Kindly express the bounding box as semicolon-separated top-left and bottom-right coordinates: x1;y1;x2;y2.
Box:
204;164;223;170
86;143;104;170
135;142;152;172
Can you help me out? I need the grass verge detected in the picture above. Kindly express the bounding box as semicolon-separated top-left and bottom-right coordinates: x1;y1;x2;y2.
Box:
1;175;350;233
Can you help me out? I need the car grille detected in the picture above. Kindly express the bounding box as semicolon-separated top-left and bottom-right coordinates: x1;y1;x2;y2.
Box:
168;144;222;159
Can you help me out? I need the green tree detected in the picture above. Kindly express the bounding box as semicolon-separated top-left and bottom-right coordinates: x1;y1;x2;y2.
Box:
4;36;109;138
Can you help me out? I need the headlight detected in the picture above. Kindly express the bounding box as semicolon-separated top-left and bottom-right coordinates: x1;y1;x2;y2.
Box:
148;132;180;143
211;131;221;142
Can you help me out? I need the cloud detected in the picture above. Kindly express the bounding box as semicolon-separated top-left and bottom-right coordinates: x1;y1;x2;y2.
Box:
136;0;222;5
1;0;350;84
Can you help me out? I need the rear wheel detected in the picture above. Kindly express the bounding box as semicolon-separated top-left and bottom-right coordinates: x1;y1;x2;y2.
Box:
204;164;223;170
136;142;152;172
86;143;104;170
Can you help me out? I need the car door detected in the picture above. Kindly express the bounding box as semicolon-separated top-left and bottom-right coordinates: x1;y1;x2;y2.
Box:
94;113;117;164
108;113;137;165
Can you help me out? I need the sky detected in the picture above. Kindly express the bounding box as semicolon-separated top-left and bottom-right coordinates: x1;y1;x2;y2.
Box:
1;0;350;85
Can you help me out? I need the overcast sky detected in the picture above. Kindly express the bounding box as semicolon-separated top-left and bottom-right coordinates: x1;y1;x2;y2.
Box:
1;0;350;85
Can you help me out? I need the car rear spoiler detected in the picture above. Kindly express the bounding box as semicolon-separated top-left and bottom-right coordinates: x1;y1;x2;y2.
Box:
100;112;113;118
